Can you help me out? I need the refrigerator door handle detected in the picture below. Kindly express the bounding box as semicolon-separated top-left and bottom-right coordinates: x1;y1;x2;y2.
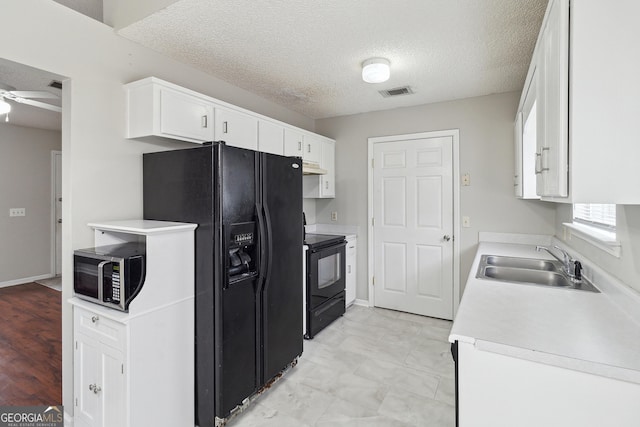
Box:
256;203;268;293
262;202;274;292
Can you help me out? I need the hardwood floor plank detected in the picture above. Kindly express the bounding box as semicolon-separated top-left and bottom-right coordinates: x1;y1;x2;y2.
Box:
0;283;62;406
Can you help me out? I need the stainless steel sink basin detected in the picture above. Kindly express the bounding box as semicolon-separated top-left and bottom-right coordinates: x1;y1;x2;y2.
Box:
482;255;560;271
476;255;599;292
482;266;571;287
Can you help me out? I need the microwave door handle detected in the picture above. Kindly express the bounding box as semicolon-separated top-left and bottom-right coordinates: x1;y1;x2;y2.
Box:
97;260;110;303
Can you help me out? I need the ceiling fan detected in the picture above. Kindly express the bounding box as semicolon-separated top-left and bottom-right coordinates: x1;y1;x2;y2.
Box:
0;82;62;113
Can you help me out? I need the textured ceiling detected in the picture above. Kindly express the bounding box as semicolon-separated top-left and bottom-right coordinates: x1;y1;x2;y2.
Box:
117;0;548;119
0;58;64;131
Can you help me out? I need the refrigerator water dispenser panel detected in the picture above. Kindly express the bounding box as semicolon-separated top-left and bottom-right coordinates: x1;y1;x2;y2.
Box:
228;222;257;281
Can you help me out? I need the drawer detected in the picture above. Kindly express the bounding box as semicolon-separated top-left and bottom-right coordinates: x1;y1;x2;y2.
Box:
74;306;126;351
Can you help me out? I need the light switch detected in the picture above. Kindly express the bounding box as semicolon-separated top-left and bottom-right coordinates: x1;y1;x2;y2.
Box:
462;174;471;186
462;216;471;228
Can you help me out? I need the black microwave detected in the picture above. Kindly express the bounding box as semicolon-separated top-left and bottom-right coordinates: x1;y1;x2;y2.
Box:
73;243;146;312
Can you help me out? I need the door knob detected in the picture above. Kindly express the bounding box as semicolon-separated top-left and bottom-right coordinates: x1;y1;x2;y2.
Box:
443;235;451;242
57;219;62;224
89;384;101;394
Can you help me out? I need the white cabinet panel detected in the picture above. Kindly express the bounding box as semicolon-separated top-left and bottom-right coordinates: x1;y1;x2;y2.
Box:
126;79;214;143
303;139;336;199
258;120;284;155
215;107;258;150
345;237;357;307
536;0;569;198
159;88;214;142
303;133;322;165
284;128;304;157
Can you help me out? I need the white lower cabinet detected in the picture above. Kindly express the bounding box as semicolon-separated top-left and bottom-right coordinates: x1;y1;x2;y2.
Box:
345;236;357;306
456;341;640;426
74;309;126;427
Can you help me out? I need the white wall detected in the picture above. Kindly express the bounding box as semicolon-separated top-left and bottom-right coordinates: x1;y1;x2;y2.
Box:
1;0;314;413
555;204;640;294
0;123;61;284
315;92;557;302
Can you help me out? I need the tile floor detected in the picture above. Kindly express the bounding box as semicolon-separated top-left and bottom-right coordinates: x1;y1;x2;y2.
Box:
227;305;455;427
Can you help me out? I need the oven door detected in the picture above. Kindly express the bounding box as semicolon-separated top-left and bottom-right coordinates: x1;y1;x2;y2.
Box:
307;242;346;310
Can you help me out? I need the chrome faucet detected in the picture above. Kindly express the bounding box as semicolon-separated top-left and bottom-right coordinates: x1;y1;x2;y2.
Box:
535;245;582;283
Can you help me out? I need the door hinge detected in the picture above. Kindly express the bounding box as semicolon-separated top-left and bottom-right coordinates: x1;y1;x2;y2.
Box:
75;341;77;350
75;398;78;407
372;276;375;286
371;217;375;226
121;364;124;374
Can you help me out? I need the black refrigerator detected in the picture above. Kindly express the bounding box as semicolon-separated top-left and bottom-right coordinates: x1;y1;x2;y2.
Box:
143;142;303;426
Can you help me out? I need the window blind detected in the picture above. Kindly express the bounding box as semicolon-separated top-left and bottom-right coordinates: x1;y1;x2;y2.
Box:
573;204;616;229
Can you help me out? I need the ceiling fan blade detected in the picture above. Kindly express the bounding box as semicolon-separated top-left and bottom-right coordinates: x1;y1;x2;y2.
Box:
17;98;62;113
9;90;59;99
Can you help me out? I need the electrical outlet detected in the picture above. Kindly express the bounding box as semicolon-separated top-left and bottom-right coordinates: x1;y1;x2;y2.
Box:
9;208;26;217
331;211;338;222
462;216;471;228
462;173;471;186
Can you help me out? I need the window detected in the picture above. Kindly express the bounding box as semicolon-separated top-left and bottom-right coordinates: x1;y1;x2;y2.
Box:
564;203;620;257
573;204;616;230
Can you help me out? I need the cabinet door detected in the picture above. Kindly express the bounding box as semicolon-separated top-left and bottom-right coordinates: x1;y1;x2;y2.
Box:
303;134;322;164
100;344;126;427
215;107;258;150
320;140;335;198
159;88;214;142
258;120;284;155
514;112;523;197
75;333;100;427
345;238;357;306
536;0;569;197
284;128;304;157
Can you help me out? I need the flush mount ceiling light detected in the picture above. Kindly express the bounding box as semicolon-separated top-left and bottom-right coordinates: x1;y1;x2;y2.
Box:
362;58;390;83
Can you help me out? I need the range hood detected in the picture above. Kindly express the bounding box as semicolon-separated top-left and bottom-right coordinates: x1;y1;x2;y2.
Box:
302;161;327;175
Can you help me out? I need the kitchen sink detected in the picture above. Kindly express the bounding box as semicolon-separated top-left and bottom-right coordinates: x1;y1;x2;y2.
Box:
481;255;560;271
476;255;599;292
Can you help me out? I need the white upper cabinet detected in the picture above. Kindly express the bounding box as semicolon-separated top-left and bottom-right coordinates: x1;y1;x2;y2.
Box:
536;0;569;198
303;133;322;165
517;0;640;204
215;107;258;151
257;120;284;155
126;78;214;143
303;138;335;199
515;67;540;200
284;128;304;157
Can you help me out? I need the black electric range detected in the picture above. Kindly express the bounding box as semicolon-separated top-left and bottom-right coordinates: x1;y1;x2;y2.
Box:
304;233;346;249
303;233;347;339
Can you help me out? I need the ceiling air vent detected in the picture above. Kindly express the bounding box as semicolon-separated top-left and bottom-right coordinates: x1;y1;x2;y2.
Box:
48;80;63;90
379;86;414;98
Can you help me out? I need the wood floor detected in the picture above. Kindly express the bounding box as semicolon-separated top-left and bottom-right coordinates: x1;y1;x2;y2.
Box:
0;282;62;406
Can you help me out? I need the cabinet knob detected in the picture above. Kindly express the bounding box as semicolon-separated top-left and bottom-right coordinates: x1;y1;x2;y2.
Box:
91;315;99;323
89;384;102;394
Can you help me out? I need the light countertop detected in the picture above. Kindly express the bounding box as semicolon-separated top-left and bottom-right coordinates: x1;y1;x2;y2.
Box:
450;241;640;384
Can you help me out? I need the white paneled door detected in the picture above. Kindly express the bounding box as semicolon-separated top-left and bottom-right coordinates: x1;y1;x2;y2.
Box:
372;135;454;319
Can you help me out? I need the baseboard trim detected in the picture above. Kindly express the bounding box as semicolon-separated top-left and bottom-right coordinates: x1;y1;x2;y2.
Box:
0;274;54;289
353;298;370;307
64;411;73;426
